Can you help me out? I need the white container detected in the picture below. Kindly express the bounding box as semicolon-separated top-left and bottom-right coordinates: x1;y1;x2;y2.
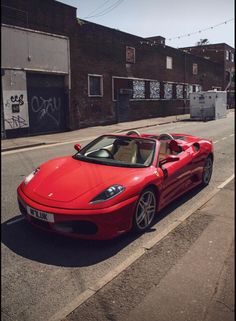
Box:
190;91;227;120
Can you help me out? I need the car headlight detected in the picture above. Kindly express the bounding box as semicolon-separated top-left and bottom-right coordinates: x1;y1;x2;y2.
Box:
90;184;125;204
24;168;40;185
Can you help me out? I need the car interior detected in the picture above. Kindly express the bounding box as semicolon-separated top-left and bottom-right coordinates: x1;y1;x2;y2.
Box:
82;132;183;166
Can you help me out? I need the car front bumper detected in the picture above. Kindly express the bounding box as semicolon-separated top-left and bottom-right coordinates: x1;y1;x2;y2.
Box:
17;187;138;240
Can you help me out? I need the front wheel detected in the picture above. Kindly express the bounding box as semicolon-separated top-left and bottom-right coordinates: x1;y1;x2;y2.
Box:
133;188;157;233
201;156;213;186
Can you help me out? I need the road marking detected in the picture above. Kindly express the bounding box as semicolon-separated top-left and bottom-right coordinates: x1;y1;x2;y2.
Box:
213;140;219;144
230;134;234;137
217;174;235;189
222;137;227;140
49;173;235;321
2;136;98;155
6;216;25;225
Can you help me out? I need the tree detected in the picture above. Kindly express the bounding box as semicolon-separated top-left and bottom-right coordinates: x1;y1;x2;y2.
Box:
196;39;209;46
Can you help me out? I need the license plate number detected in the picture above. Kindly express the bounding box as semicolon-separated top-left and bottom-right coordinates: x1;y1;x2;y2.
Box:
27;206;54;223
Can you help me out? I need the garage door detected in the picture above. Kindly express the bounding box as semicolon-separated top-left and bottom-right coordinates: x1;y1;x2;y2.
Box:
27;73;67;135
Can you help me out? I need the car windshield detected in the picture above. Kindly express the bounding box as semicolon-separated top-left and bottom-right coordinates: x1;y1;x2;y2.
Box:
74;135;156;168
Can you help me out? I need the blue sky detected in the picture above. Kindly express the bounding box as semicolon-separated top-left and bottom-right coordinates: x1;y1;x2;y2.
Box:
61;0;234;48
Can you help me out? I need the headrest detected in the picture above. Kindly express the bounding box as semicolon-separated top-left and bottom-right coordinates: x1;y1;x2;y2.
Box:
169;140;180;152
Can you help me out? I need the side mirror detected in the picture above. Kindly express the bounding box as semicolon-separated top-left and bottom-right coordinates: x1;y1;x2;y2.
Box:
74;144;81;152
159;155;179;165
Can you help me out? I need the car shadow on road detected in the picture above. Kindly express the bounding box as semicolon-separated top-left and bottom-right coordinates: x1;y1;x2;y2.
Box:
1;185;205;268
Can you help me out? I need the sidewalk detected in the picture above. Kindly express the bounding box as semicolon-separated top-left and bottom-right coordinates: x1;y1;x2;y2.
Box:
125;181;235;321
64;179;235;321
1;113;190;152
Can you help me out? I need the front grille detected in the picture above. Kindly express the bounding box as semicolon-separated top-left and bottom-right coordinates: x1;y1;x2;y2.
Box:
30;216;51;230
54;221;98;235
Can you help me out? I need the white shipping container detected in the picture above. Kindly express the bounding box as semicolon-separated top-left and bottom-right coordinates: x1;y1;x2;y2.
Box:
190;91;227;120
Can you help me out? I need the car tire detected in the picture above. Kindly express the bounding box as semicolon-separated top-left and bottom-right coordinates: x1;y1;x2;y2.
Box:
132;188;157;233
201;156;213;186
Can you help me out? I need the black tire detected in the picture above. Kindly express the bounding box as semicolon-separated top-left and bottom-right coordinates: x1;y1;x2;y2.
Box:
201;156;213;186
133;188;157;233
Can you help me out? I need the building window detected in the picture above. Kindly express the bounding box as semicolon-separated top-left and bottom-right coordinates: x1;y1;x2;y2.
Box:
166;56;173;69
164;83;173;99
187;85;193;98
126;46;135;63
150;81;160;99
231;52;234;62
176;84;184;99
88;74;103;97
193;63;198;75
195;85;202;92
133;80;145;99
226;50;229;60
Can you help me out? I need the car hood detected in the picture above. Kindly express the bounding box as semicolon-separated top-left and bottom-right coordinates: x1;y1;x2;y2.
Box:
25;156;140;203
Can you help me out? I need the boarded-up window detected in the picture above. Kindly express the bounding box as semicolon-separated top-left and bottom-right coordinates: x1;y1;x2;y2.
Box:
126;46;135;63
164;83;173;99
176;84;184;99
133;80;145;99
195;85;202;92
187;84;193;98
150;81;160;99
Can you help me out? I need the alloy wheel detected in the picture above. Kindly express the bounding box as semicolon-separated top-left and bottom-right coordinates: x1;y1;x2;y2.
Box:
134;189;156;231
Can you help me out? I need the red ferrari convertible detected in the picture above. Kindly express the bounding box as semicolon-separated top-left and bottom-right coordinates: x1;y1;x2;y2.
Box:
17;130;213;240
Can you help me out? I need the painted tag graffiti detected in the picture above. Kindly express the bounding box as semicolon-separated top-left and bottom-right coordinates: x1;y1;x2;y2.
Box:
3;90;29;129
5;115;28;128
11;94;24;113
30;96;61;128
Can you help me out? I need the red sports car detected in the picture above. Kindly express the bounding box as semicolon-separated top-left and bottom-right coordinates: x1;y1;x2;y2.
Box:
17;130;213;240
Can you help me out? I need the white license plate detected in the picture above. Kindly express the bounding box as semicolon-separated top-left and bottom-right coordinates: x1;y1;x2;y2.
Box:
27;206;54;223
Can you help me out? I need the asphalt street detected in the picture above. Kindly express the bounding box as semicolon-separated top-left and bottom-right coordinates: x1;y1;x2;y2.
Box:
1;111;235;321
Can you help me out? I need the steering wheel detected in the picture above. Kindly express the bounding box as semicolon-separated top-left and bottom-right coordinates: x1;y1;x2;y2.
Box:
126;130;141;136
158;133;174;140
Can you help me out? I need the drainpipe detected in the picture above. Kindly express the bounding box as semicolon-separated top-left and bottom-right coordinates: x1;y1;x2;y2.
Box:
183;52;186;114
224;71;232;91
1;69;6;139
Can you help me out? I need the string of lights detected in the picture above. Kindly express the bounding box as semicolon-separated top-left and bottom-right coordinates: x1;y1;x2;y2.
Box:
167;18;234;41
140;18;234;49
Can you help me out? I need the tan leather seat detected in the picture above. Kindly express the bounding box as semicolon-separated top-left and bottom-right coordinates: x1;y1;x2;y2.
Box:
113;140;138;163
159;141;171;160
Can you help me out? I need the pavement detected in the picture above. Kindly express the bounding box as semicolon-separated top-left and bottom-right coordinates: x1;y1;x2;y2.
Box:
1;113;190;152
64;179;235;321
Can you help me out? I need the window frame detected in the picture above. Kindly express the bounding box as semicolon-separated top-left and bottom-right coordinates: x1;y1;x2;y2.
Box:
231;52;234;62
88;74;103;97
225;50;229;60
166;56;173;70
192;63;198;75
126;46;136;64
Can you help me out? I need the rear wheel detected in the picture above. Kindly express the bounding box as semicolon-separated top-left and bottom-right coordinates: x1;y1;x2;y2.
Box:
133;188;157;233
201;156;213;186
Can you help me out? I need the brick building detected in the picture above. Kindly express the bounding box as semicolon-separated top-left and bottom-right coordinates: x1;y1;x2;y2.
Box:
1;0;231;138
180;43;235;106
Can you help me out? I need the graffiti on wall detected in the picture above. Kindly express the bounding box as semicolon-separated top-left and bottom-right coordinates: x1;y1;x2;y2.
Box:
30;96;61;128
3;91;29;129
